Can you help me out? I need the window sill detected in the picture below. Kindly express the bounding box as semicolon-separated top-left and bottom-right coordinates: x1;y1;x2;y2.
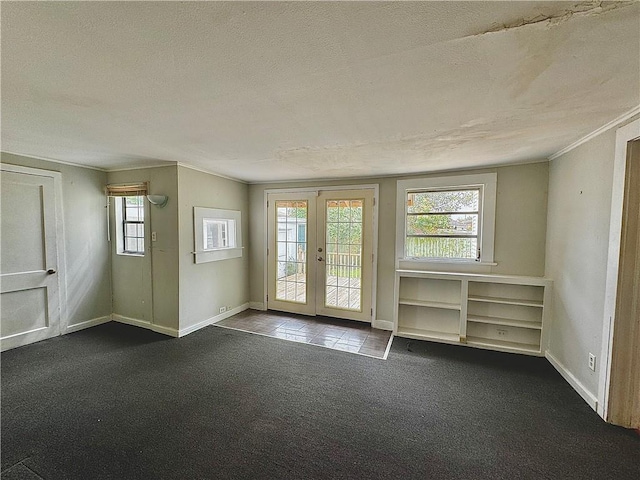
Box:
401;258;497;266
117;252;145;257
193;247;243;264
201;247;239;252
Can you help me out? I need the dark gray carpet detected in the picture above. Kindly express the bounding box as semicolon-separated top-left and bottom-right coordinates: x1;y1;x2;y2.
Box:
1;322;638;479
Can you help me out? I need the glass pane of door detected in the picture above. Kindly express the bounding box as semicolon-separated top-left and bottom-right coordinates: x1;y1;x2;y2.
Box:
324;199;363;311
275;200;308;304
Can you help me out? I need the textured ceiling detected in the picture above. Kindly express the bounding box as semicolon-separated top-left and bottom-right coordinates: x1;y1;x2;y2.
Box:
2;1;639;182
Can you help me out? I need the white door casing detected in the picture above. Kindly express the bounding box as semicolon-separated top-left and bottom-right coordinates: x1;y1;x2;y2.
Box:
1;164;66;351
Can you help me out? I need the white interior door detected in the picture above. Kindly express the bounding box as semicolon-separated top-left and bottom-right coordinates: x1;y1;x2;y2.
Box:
267;188;375;322
1;166;62;351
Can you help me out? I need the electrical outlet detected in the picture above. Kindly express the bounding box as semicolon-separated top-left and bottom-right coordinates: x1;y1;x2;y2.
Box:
497;328;508;336
219;306;227;314
588;353;596;371
227;306;232;312
151;231;157;242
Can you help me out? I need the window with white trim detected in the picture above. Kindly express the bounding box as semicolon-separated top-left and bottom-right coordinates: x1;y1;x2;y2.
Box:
194;207;242;263
113;196;145;256
122;196;145;254
106;182;148;257
406;187;481;260
397;173;497;264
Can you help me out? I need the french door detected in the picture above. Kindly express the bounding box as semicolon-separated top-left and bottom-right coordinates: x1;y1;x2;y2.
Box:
267;188;375;322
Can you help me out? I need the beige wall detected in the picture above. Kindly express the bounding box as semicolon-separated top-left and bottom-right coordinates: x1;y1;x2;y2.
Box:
178;166;249;330
545;114;640;400
249;161;549;323
109;200;153;323
107;165;250;333
1;152;112;327
107;166;180;331
493;163;548;275
177;166;250;331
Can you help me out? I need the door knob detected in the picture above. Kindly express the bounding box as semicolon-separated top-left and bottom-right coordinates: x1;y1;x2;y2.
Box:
47;269;56;275
317;247;323;253
317;257;323;262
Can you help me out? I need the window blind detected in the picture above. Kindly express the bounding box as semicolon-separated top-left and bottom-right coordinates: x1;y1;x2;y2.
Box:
105;182;148;197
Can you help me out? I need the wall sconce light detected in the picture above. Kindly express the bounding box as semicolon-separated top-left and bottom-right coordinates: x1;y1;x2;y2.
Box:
147;194;168;208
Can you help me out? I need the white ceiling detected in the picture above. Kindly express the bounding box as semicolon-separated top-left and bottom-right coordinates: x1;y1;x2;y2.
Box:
2;1;639;183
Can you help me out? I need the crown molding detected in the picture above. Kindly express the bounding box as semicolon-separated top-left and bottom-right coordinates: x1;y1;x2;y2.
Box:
105;163;175;172
548;105;640;160
0;150;107;172
0;151;245;184
176;162;247;184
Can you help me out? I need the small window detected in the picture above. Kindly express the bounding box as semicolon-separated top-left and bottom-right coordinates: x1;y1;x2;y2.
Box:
397;173;497;265
406;188;481;260
194;207;242;263
203;219;236;250
122;196;145;254
113;196;145;256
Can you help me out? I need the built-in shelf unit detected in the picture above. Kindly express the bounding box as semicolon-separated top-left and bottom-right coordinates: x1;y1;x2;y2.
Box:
394;270;552;356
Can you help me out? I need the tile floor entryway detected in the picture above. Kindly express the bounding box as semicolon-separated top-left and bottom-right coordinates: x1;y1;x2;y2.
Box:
215;310;392;359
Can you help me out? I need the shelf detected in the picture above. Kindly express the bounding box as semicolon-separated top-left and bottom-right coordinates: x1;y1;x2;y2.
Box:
466;336;540;354
468;295;543;308
399;298;461;310
395;270;551;357
397;270;552;286
467;315;542;330
396;327;459;343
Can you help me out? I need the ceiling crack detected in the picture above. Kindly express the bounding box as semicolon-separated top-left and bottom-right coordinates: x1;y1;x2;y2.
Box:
477;1;636;35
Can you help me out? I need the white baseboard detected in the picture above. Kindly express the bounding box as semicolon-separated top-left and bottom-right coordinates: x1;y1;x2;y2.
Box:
178;317;213;338
249;302;266;311
373;319;393;331
151;323;179;338
112;313;151;329
546;351;598;411
1;327;52;352
112;314;179;338
66;315;111;334
178;303;249;337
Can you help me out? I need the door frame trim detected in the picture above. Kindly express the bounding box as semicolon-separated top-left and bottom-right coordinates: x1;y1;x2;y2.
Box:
263;184;379;322
0;163;68;335
599;117;640;419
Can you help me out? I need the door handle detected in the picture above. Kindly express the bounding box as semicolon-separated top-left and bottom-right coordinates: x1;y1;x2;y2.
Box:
317;257;323;262
47;269;56;275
